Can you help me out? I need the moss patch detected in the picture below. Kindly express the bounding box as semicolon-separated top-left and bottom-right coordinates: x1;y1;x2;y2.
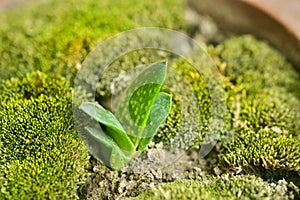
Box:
129;174;299;200
219;129;300;177
0;71;89;199
0;0;186;197
1;0;300;198
212;35;300;185
0;0;185;82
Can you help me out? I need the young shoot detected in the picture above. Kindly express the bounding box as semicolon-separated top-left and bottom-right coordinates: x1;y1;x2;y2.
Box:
79;61;172;170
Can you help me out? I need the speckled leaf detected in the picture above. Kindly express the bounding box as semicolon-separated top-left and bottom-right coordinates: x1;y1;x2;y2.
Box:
84;126;130;170
79;102;134;152
116;61;168;147
137;92;172;152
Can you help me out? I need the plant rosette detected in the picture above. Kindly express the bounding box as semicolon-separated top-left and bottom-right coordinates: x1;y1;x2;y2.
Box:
79;62;172;170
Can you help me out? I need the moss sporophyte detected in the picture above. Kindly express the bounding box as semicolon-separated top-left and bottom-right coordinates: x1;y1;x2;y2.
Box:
79;61;172;170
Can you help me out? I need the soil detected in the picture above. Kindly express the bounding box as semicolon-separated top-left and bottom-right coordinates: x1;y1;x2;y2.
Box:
77;145;221;200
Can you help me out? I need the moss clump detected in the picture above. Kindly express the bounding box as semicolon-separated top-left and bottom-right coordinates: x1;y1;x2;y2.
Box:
219;129;300;175
128;174;299;200
0;0;185;82
237;94;300;136
212;35;300;185
211;35;300;97
210;35;300;121
0;71;89;199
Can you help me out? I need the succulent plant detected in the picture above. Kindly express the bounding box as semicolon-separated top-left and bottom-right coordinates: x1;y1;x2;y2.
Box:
79;62;172;170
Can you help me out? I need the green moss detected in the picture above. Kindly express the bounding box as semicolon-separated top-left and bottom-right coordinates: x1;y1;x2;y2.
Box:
210;35;300;124
0;0;187;197
213;35;300;185
2;2;299;198
0;71;89;199
128;180;218;200
219;129;300;175
0;0;185;82
237;94;300;135
128;175;299;200
211;35;300;97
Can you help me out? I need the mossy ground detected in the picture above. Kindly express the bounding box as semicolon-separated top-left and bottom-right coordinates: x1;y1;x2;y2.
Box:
128;175;299;200
79;35;300;199
0;0;185;82
0;0;185;199
0;72;89;199
211;36;300;185
1;0;300;199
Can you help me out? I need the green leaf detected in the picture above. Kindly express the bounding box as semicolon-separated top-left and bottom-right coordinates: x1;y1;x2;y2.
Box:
84;126;130;170
79;102;134;152
137;92;172;152
116;61;168;147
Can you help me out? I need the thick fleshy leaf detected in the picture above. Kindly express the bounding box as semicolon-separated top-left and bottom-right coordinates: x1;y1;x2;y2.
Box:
116;61;168;147
137;92;172;152
84;126;130;170
80;102;134;152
